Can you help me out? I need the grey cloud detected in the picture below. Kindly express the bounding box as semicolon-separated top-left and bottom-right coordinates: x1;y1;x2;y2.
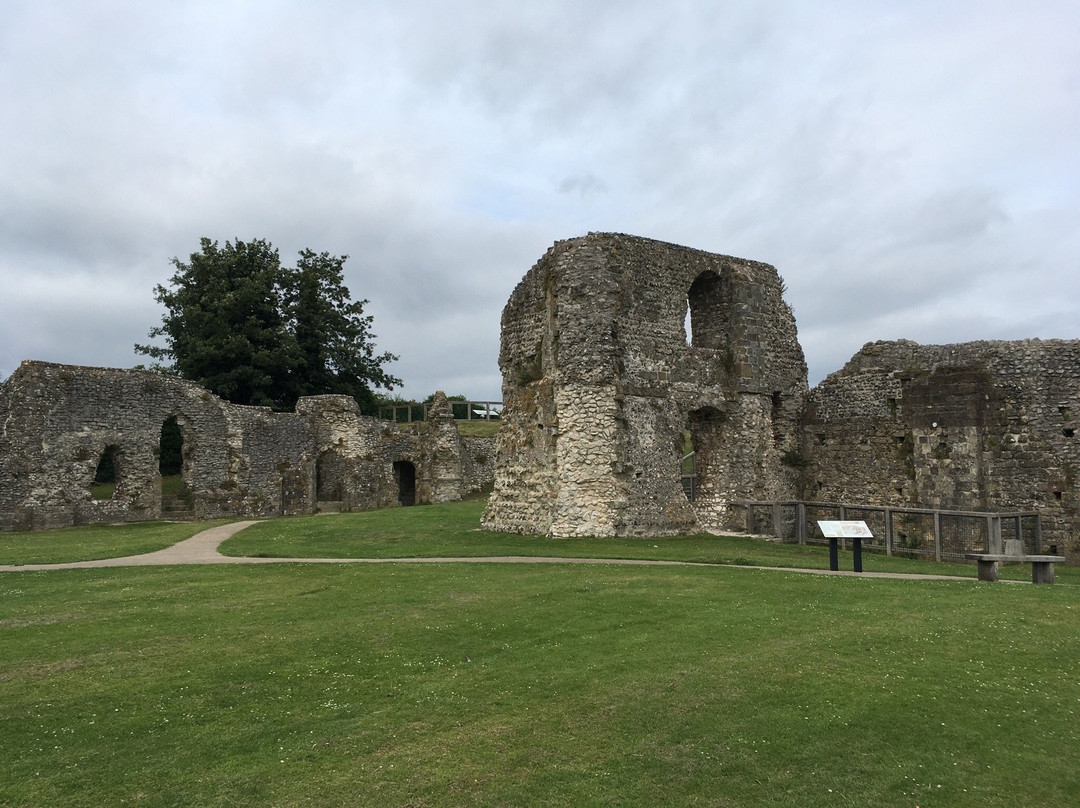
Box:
2;0;1078;399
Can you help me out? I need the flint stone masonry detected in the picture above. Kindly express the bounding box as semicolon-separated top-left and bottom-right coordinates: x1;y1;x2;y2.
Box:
481;232;808;537
0;362;492;532
802;339;1080;558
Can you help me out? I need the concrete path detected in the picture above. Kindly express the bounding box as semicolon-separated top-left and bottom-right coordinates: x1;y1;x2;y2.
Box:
0;521;979;581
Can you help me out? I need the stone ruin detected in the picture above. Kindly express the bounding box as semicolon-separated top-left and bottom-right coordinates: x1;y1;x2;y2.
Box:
3;231;1079;562
0;361;493;531
482;232;1080;560
480;232;807;536
801;338;1080;555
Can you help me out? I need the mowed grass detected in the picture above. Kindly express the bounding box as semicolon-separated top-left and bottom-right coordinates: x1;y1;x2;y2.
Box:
3;560;1080;807
0;520;235;566
220;500;1080;584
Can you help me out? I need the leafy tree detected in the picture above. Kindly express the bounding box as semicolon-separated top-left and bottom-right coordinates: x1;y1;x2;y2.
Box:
285;250;401;413
137;238;399;413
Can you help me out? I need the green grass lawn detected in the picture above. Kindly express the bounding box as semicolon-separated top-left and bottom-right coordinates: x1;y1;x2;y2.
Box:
456;420;500;438
0;520;234;566
2;560;1079;807
219;500;1080;584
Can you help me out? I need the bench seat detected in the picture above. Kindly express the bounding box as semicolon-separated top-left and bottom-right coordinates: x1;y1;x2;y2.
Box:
966;553;1066;584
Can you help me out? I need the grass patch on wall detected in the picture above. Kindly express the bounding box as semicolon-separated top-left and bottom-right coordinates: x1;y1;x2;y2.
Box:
455;420;500;438
2;562;1079;807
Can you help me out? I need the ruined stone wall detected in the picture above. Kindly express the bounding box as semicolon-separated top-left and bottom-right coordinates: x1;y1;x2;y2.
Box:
482;232;807;537
0;364;484;532
461;436;496;495
802;339;1080;558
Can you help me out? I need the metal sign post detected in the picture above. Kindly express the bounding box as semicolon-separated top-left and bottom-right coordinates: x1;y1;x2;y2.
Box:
817;520;874;572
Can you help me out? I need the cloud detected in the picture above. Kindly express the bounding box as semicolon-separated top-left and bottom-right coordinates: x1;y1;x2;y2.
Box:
2;0;1078;394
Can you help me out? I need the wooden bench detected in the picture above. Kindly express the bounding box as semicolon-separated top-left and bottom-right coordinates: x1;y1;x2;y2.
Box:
966;553;1066;584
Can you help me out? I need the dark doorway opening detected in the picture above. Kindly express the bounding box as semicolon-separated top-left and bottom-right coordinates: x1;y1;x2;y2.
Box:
91;445;121;500
394;461;416;506
159;416;191;513
316;451;345;502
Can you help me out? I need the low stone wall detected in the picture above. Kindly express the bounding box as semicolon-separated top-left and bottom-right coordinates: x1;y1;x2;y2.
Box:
0;362;486;532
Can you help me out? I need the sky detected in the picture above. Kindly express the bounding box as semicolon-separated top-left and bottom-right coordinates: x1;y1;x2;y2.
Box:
2;0;1077;401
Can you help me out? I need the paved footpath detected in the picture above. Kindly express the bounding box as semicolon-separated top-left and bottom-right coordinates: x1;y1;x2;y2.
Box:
0;521;979;581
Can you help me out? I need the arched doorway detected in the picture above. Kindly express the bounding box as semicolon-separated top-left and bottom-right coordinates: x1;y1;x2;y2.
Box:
316;451;345;503
394;461;416;506
91;445;121;500
159;416;192;516
686;405;725;507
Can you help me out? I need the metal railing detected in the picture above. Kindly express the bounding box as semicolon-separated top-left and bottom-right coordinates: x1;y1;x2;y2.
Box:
734;500;1044;563
378;400;503;423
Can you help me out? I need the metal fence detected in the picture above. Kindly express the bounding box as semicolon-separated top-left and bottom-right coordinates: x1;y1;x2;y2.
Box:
734;500;1043;563
378;400;503;423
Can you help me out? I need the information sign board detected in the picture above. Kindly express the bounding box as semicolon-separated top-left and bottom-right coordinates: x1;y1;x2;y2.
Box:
816;520;874;538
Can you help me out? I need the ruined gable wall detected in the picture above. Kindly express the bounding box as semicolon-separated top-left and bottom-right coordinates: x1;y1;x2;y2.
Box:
0;361;315;530
802;339;1080;558
483;232;807;537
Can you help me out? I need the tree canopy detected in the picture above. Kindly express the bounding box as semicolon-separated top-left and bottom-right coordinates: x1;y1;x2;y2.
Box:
136;238;400;413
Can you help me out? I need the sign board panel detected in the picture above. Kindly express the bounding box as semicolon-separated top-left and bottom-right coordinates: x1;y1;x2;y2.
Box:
817;520;874;538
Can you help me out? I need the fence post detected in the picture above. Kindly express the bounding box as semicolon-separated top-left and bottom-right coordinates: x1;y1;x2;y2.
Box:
772;502;783;540
989;516;1002;554
933;510;942;562
884;507;893;556
1034;514;1042;553
746;503;753;534
838;504;847;550
797;502;807;545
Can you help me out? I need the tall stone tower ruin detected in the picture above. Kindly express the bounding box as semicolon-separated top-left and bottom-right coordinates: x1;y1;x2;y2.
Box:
481;232;808;537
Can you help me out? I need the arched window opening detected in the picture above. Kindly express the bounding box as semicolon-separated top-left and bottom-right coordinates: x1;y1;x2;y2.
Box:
159;416;191;513
686;271;730;351
394;460;417;506
91;445;121;500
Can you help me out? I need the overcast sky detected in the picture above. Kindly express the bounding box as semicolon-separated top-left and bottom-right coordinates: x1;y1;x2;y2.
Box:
2;1;1077;401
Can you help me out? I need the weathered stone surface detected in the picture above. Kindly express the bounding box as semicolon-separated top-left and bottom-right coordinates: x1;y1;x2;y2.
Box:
0;365;492;531
482;232;808;536
801;339;1080;558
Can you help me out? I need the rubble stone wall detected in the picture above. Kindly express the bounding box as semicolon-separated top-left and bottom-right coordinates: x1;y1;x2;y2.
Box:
0;363;491;532
482;232;808;537
802;339;1080;558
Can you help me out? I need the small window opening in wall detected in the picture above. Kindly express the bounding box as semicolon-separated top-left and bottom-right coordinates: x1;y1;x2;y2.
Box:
887;397;898;418
1064;428;1075;438
1053;490;1063;500
684;300;692;346
91;446;120;500
770;391;784;446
